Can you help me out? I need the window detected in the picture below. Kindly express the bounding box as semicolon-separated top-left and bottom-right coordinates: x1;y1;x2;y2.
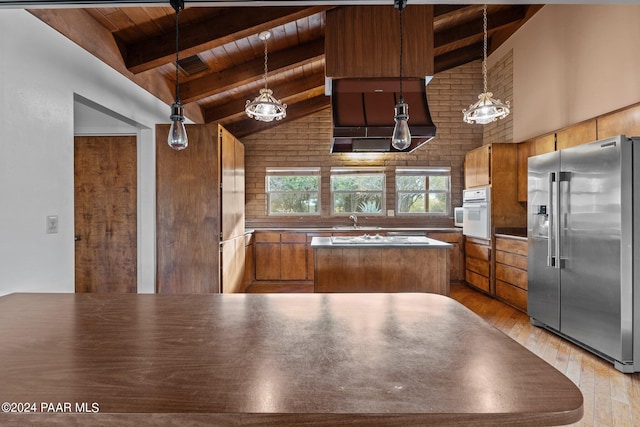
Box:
266;168;320;215
396;167;451;215
330;167;385;215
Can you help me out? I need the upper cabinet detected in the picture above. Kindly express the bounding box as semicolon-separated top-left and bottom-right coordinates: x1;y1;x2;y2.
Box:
516;119;595;202
597;104;640;140
516;134;555;202
556;119;597;151
464;144;491;189
464;143;526;228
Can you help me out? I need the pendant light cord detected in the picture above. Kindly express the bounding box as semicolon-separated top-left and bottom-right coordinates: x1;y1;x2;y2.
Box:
482;4;488;94
175;7;180;102
398;1;404;102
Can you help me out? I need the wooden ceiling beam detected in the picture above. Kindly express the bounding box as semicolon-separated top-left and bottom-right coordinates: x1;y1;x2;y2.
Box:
181;38;325;104
434;42;483;74
123;6;330;74
203;72;326;123
222;94;331;139
433;5;468;18
434;6;527;50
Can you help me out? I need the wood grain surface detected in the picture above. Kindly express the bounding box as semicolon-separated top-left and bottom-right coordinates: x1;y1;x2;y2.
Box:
74;135;137;293
0;293;582;426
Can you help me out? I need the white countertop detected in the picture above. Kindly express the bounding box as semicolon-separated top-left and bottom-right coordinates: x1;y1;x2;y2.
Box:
310;235;453;249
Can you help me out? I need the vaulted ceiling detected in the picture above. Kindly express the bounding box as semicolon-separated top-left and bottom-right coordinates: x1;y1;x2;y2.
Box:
29;4;541;138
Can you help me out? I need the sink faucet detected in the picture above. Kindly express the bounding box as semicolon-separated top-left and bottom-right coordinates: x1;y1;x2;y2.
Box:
349;214;358;228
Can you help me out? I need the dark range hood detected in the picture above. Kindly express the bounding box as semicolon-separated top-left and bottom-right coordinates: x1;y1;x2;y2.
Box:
330;78;437;153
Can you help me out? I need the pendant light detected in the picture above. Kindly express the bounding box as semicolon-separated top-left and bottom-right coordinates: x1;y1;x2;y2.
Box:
392;0;411;151
168;0;188;150
463;4;511;125
245;31;287;122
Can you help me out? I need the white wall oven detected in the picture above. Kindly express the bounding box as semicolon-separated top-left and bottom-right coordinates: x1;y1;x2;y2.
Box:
462;187;491;240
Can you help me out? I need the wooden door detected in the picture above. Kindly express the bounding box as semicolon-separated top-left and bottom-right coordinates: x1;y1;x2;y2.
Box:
156;124;221;294
74;135;137;293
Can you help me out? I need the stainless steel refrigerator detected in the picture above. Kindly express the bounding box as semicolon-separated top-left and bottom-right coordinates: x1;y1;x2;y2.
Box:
528;135;640;373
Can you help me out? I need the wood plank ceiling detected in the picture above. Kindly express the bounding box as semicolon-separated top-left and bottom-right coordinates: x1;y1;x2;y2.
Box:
29;4;541;138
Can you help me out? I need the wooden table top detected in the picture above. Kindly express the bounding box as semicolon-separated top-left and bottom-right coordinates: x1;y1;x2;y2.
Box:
0;292;582;426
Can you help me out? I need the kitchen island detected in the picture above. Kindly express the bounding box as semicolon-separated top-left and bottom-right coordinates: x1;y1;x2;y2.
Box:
311;235;452;295
0;292;583;426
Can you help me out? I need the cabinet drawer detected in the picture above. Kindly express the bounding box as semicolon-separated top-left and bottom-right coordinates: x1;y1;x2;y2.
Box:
495;238;527;256
465;241;490;261
466;269;490;293
496;250;528;271
255;232;281;243
495;263;527;290
281;232;307;243
466;257;489;277
496;280;527;312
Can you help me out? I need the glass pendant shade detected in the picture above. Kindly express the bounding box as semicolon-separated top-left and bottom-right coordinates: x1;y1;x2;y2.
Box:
463;92;510;125
245;88;287;122
392;101;411;150
168;102;188;150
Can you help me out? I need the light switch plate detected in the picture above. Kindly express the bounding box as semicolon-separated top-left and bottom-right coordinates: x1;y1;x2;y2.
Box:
46;215;59;234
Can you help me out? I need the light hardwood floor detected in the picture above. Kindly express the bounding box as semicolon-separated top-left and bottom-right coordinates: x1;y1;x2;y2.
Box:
246;282;640;427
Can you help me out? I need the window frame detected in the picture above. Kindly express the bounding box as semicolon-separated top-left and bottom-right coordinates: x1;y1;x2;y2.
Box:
330;167;386;216
395;167;451;216
265;167;321;216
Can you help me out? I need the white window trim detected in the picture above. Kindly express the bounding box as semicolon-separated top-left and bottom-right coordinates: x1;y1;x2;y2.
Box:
395;167;451;216
265;167;321;216
330;167;386;216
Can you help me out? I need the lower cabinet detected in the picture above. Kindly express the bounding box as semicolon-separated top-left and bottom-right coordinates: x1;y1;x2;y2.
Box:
494;236;528;312
426;232;464;282
465;237;491;293
255;231;309;282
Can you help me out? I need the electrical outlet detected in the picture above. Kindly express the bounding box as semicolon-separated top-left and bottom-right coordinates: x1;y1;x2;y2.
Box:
46;215;58;234
387;209;395;217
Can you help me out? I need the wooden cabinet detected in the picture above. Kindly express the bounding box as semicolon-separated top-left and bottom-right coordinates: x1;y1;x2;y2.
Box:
494;237;528;312
556;119;597;151
464;144;491;189
465;237;491;293
597;103;640;140
427;232;464;282
516;134;555;202
255;232;309;282
156;124;245;294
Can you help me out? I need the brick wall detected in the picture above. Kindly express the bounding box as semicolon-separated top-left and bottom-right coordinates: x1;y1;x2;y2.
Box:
483;49;514;144
242;61;485;228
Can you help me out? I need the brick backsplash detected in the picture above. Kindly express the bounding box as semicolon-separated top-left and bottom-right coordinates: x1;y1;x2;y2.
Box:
483;50;514;145
242;61;489;227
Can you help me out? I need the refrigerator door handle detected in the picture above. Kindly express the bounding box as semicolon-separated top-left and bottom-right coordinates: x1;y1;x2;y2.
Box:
547;172;556;267
557;171;570;269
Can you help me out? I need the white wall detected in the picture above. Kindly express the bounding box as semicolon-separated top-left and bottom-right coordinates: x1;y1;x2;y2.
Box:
0;9;169;295
489;4;640;142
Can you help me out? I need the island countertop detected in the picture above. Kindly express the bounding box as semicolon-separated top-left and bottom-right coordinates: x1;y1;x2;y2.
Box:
310;235;453;249
0;292;583;426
